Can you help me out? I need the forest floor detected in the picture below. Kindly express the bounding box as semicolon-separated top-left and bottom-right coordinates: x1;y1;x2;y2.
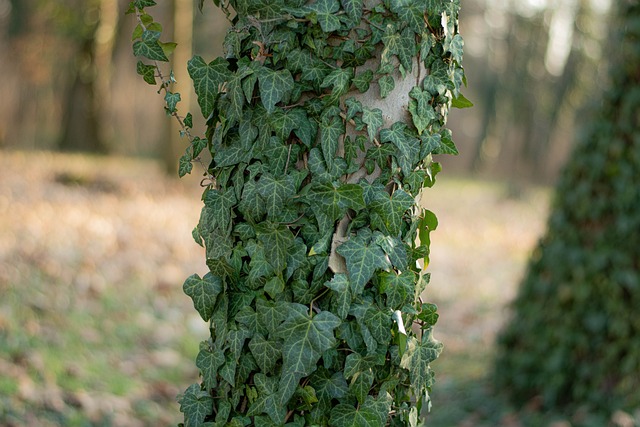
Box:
0;150;554;426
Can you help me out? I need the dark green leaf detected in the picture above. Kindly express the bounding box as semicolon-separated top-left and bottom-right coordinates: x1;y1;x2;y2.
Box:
370;189;414;236
249;334;282;374
165;91;180;113
256;222;295;272
324;273;351;319
257;67;294;114
362;107;383;143
196;346;225;389
136;60;156;85
178;153;193;177
183;273;223;322
307;0;341;32
378;74;394;98
133;30;168;61
341;0;363;23
352;70;373;92
187;56;230;118
350;369;374;404
400;332;443;395
336;232;391;295
180;383;213;427
379;271;415;310
273;304;341;405
256;173;296;220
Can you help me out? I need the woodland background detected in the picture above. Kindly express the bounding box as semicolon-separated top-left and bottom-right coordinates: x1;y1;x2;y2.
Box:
0;0;622;426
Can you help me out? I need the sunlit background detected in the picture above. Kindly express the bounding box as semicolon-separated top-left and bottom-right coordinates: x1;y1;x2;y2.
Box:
0;0;616;426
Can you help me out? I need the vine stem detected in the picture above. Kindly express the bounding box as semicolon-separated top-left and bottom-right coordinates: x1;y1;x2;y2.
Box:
135;8;214;185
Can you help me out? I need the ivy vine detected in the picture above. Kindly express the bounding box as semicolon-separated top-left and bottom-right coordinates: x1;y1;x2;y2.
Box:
129;0;468;425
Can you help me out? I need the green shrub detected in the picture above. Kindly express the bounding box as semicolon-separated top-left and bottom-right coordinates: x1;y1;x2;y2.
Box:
130;0;467;425
494;1;640;417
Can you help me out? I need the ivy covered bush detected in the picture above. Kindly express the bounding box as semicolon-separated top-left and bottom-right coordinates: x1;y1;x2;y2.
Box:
130;0;467;425
495;0;640;417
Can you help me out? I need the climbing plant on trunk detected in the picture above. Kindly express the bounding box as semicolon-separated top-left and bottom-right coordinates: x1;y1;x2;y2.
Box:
129;0;467;425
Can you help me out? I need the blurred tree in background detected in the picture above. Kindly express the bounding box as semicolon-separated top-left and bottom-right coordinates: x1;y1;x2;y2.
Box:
495;0;640;416
0;0;614;178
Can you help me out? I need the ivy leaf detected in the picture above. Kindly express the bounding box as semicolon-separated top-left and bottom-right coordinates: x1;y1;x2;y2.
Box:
380;122;420;174
238;180;266;223
321;116;345;168
369;189;414;236
350;369;374;404
247;373;286;424
187;56;231;118
196;346;225;389
336;232;391;295
400;333;443;396
164;91;181;113
362;107;383;143
311;367;348;403
390;0;426;34
352;70;373;92
378;74;394;98
132;30;169;62
249;333;282;374
341;0;363;23
179;383;213;427
183;273;223;322
324;273;351;319
418;303;439;327
202;188;237;233
257;67;294;114
378;271;415;310
136;61;156;85
448;34;464;64
134;0;156;8
329;394;391;427
320;68;353;98
435;128;459;155
308;182;366;222
452;92;473;109
256;298;287;334
306;0;341;32
178;153;193;177
274;304;341;406
255;222;295;272
256;173;296;220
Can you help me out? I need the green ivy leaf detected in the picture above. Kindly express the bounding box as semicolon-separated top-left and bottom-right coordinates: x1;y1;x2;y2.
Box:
378;74;394;98
249;333;282;374
136;61;156;84
379;271;415;310
134;0;156;8
390;0;425;34
133;30;169;62
257;67;294;114
380;122;420;174
256;173;296;220
400;333;443;396
418;303;439;327
362;107;383;143
448;34;464;64
178;153;193;177
340;0;363;23
452;92;473;109
308;182;366;222
196;345;225;389
336;232;391;295
247;373;286;424
164;91;180;113
180;383;214;427
320;68;353;98
329;394;391;427
352;70;373;92
255;222;295;272
306;0;341;32
183;273;223;322
370;189;414;236
324;273;351;319
187;56;230;118
350;368;374;404
274;304;341;405
321;116;344;168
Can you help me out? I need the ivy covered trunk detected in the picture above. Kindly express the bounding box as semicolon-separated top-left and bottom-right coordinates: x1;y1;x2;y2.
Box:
494;0;640;417
130;0;467;425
